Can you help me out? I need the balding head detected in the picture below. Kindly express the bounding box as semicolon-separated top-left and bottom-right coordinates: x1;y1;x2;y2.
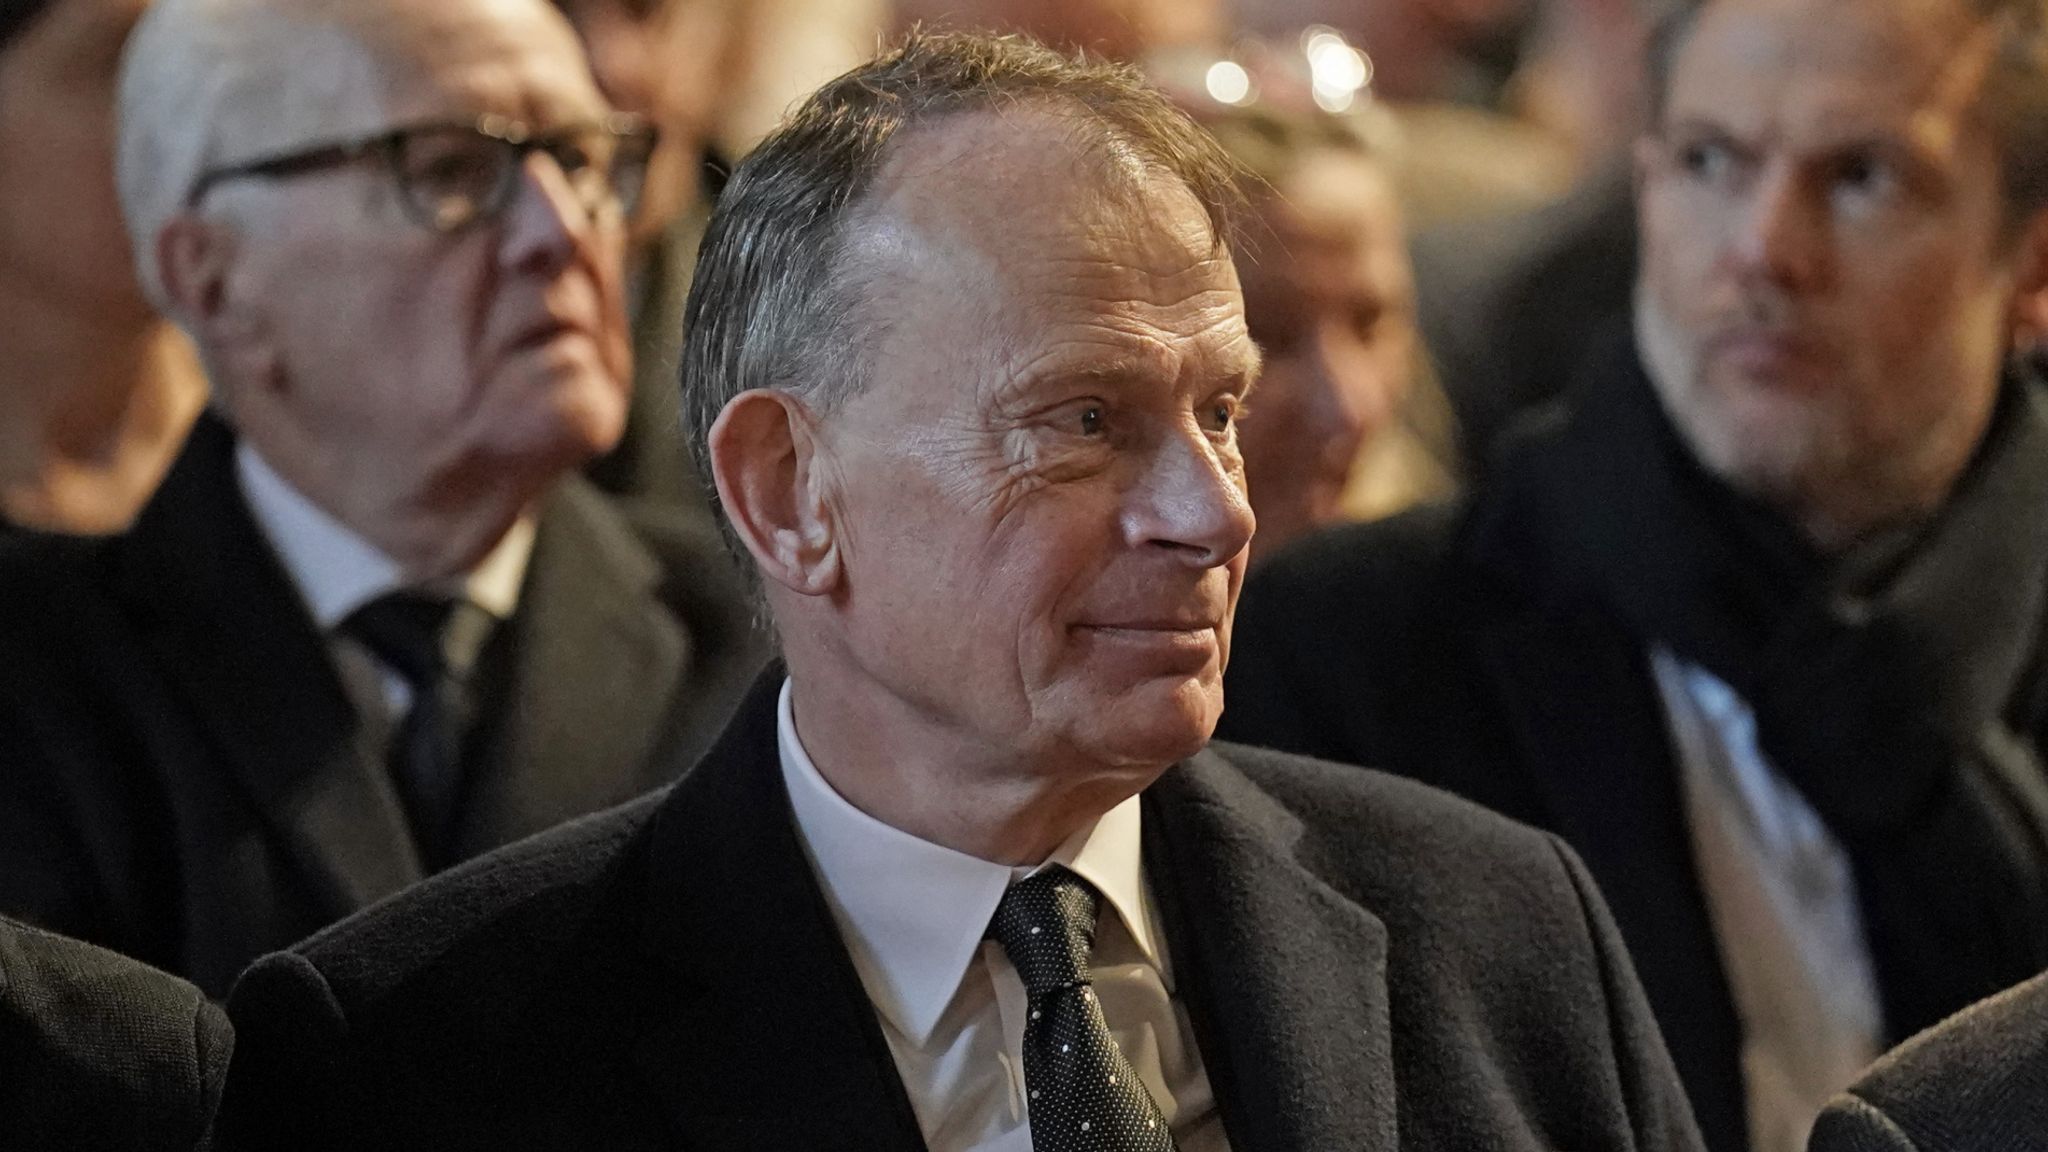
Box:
116;0;595;310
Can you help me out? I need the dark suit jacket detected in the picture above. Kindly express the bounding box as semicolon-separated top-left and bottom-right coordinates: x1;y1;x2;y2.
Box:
0;413;767;998
0;915;231;1152
1221;499;1754;1146
216;670;1702;1152
1808;972;2048;1152
1220;392;2048;1151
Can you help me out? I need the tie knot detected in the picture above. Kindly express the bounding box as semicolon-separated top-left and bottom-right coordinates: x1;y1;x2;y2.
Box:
988;867;1101;999
342;591;460;685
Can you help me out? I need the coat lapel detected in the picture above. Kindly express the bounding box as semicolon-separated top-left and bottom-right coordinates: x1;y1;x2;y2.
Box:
117;414;421;920
1145;749;1396;1152
626;671;929;1151
455;478;688;855
1461;502;1751;1149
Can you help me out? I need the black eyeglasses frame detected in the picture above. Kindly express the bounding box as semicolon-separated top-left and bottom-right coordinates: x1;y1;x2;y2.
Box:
184;112;659;233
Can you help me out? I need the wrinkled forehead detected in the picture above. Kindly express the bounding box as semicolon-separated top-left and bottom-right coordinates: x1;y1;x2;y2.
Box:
851;107;1241;337
209;0;604;161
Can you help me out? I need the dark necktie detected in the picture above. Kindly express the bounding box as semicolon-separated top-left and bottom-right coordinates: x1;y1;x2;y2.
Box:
987;867;1179;1151
341;591;484;866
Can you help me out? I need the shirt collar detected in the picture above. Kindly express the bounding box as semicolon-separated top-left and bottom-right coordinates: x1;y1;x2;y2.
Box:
775;678;1159;1047
236;441;534;628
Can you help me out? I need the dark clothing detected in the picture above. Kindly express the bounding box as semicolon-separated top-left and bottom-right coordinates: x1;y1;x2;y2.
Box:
0;413;767;998
0;915;231;1152
219;671;1703;1152
1808;972;2048;1152
1221;336;2048;1152
1412;165;1635;472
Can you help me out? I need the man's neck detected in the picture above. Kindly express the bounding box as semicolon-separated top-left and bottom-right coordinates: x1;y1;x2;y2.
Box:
0;285;205;533
783;649;1156;867
237;441;538;626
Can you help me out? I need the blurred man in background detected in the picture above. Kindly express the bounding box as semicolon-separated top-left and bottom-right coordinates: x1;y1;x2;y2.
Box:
1226;0;2048;1147
1197;100;1454;555
0;0;763;998
0;0;204;535
552;0;755;511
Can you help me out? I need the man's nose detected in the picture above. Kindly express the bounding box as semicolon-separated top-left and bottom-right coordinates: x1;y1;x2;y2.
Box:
1728;163;1829;291
1124;422;1257;567
498;154;598;274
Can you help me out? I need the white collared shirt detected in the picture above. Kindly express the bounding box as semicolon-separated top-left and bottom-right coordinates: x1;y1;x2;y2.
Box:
776;680;1231;1152
236;443;535;713
1650;649;1884;1152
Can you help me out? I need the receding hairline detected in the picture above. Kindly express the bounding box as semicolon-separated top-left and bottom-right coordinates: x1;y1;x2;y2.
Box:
846;99;1233;256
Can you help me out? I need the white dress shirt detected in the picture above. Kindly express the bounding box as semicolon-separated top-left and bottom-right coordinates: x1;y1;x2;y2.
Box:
237;443;534;715
776;680;1232;1152
1650;648;1884;1152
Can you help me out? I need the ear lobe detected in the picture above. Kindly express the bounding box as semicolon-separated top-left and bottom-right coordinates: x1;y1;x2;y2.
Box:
709;390;842;598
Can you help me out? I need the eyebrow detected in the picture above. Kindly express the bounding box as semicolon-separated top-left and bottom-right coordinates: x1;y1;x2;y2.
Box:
1022;350;1263;398
1662;113;1924;158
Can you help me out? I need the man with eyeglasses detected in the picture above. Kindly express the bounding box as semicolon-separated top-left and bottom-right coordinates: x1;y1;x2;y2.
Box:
0;0;764;999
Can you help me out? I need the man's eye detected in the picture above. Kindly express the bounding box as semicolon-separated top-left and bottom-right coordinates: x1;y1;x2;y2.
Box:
1676;138;1738;185
1832;153;1897;203
1079;406;1105;435
1206;398;1241;432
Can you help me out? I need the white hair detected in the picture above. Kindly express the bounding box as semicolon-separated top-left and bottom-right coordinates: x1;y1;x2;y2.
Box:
115;0;586;315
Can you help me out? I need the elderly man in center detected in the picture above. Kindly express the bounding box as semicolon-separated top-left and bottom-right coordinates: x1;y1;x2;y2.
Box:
0;0;764;999
219;32;1704;1152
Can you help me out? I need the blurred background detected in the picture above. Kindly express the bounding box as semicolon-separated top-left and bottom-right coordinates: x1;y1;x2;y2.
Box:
1;0;1674;544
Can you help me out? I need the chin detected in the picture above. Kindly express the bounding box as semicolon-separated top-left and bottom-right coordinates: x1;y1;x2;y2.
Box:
1077;675;1221;769
1671;375;1839;502
539;366;630;457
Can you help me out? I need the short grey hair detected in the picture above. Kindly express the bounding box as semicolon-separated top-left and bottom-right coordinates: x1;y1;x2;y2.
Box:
117;0;369;312
115;0;586;314
678;29;1246;581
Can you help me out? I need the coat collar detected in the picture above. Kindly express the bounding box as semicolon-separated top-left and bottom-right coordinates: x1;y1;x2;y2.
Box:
450;476;688;857
628;668;930;1151
1145;750;1396;1152
626;670;1397;1152
112;413;692;917
116;412;423;920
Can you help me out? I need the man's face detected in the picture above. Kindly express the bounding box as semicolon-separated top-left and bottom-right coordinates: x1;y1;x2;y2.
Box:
1634;0;2028;537
817;114;1258;776
1237;152;1415;554
0;0;153;317
211;2;631;551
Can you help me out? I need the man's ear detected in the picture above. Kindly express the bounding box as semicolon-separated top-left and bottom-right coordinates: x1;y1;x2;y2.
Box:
158;209;281;400
156;211;234;331
709;390;842;598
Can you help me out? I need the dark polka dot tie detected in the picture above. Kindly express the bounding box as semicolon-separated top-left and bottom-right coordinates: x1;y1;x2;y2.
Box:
986;867;1179;1151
